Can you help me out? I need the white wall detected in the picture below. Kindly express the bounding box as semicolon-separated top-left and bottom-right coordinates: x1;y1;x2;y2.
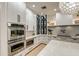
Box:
0;3;8;56
7;2;26;24
56;13;73;25
0;3;1;56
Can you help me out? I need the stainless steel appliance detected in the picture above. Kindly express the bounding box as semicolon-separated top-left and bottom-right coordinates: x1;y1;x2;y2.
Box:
8;38;24;56
8;23;25;55
8;23;25;40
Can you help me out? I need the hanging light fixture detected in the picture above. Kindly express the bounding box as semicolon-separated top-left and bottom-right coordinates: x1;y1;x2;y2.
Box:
59;2;79;15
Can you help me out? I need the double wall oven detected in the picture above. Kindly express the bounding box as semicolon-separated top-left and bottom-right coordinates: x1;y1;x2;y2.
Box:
8;23;25;56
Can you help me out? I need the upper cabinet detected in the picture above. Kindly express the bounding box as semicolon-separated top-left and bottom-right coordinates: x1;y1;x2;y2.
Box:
7;2;26;24
56;13;73;25
36;15;47;34
26;8;36;31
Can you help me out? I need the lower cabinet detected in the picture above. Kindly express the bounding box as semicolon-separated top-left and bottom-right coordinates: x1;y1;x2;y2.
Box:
34;36;41;44
34;35;50;44
14;35;54;56
39;35;53;44
71;38;79;43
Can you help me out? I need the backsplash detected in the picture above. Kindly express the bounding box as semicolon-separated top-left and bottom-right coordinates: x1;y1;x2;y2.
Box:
50;26;79;36
26;31;35;37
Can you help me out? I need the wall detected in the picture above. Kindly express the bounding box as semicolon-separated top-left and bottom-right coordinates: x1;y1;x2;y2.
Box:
0;3;1;56
26;8;37;37
56;13;73;25
0;3;8;56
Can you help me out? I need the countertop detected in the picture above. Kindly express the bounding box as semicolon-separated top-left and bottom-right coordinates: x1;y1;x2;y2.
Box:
38;40;79;56
26;34;41;40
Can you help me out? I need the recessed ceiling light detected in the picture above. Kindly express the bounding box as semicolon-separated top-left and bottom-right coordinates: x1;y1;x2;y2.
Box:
32;4;35;8
54;9;57;11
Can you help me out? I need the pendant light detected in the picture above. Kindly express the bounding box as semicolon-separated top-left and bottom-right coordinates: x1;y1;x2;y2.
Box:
59;2;79;15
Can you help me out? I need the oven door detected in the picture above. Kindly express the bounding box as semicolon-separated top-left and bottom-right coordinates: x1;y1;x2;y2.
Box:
8;41;24;56
8;28;17;40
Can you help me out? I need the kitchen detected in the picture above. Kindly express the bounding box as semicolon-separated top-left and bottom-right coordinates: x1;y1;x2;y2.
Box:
1;2;79;56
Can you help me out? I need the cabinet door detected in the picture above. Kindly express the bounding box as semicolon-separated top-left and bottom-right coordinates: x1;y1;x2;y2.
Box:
36;15;47;34
34;36;40;44
40;35;48;44
34;37;38;44
37;15;41;34
8;3;17;23
41;15;47;34
43;15;47;34
44;36;49;44
7;3;26;24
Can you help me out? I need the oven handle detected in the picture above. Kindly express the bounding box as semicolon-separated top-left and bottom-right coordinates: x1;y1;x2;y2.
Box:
9;41;24;46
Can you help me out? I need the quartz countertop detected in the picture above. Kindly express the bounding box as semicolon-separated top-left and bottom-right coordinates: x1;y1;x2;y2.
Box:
38;40;79;56
71;36;79;38
26;34;55;40
26;34;41;40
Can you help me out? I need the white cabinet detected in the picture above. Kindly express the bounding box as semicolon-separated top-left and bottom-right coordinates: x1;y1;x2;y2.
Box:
34;35;41;44
39;35;53;44
7;2;26;24
26;9;36;31
56;13;73;25
34;37;38;44
42;35;56;44
41;35;49;44
14;35;55;56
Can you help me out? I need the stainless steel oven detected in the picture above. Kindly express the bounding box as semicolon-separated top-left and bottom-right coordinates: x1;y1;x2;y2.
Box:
8;23;25;40
8;39;24;56
8;23;25;55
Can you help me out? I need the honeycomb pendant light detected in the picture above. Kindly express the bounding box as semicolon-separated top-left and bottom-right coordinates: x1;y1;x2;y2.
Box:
59;2;79;15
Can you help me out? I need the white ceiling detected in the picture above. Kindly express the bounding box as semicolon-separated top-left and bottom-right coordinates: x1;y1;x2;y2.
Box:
26;2;60;19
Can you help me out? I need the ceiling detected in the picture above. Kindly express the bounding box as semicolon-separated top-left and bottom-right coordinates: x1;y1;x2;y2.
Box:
26;2;60;20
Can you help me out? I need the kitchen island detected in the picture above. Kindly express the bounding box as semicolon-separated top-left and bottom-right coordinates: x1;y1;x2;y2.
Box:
38;40;79;56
